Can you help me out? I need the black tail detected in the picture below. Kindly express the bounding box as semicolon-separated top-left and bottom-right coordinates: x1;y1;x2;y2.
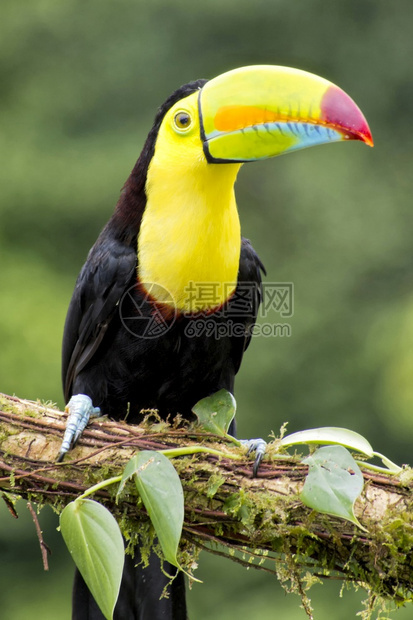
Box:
72;550;187;619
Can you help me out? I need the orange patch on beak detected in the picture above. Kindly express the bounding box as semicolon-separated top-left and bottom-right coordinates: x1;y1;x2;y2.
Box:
214;106;284;132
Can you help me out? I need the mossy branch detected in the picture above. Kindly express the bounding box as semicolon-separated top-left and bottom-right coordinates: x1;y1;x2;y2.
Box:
0;392;412;611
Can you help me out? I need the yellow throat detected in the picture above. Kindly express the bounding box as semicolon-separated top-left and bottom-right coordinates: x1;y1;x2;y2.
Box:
138;157;241;313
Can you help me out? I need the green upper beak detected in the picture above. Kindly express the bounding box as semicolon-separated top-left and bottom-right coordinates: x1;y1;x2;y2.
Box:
199;65;373;163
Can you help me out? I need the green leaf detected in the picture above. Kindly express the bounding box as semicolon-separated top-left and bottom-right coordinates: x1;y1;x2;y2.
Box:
370;451;402;475
192;389;236;436
281;426;374;457
280;427;402;474
60;499;124;620
116;452;145;499
118;451;184;567
300;445;366;530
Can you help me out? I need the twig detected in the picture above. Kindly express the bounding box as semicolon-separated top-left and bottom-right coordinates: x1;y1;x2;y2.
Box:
26;501;51;571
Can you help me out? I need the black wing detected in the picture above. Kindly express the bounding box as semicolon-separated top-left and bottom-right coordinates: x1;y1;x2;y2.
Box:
62;228;137;403
231;236;266;374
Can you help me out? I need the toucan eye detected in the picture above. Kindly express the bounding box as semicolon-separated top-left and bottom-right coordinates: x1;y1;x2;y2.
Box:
174;111;192;132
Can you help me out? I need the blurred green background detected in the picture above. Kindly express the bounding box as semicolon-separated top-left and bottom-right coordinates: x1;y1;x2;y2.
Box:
1;0;412;617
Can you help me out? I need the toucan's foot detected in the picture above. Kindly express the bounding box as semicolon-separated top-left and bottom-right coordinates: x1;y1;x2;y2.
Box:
239;438;267;476
57;394;101;462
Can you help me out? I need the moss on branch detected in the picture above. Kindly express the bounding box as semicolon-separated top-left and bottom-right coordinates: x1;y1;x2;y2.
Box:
0;392;412;616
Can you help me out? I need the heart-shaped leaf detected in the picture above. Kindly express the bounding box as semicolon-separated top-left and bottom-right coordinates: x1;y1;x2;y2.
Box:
118;451;184;567
60;499;124;620
300;445;366;530
192;389;236;436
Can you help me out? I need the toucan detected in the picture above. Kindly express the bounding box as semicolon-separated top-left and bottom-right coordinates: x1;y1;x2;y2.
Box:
59;65;373;619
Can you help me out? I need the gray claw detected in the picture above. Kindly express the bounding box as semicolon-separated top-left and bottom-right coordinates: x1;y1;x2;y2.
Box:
240;438;267;476
57;394;101;461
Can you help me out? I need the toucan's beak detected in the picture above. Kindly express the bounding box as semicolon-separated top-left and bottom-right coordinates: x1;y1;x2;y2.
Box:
199;65;373;163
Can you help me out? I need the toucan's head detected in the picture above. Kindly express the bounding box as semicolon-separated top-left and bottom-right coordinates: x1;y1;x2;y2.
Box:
148;64;372;176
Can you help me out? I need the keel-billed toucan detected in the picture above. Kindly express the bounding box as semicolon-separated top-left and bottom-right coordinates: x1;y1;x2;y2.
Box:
60;65;372;619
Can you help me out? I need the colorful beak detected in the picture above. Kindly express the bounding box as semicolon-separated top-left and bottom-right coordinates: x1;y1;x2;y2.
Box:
199;65;373;163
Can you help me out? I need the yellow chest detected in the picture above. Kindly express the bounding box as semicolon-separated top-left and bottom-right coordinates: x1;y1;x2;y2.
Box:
137;162;241;313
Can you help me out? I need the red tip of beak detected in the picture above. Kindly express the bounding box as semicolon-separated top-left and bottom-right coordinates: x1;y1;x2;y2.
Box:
321;86;374;147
